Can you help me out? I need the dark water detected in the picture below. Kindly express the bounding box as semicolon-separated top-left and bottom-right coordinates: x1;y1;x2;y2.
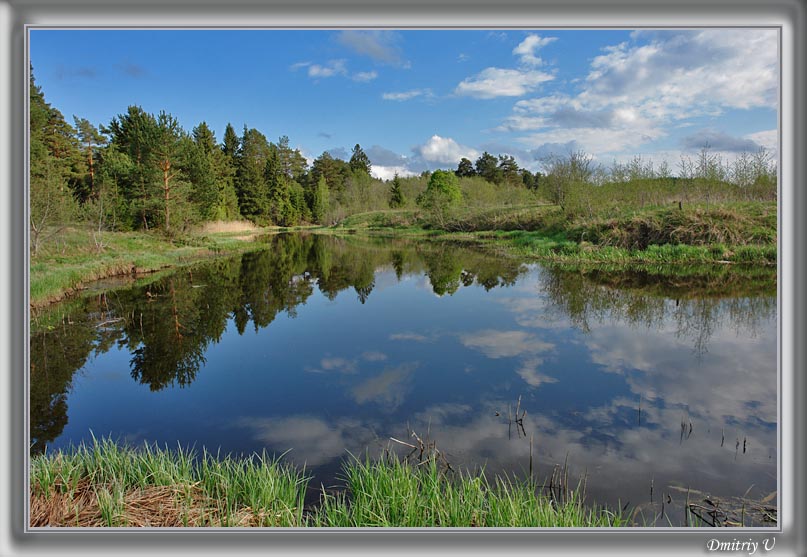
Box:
30;232;777;526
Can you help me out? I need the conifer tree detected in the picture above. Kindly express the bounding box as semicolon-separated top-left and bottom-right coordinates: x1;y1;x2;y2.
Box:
389;173;405;208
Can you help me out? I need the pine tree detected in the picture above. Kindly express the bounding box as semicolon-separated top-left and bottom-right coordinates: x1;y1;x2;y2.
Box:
349;143;371;175
389;173;405;208
236;127;271;220
455;157;475;178
264;149;292;225
73;117;106;201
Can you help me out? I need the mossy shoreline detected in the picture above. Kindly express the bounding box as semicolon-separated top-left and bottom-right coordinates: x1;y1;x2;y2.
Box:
30;439;624;528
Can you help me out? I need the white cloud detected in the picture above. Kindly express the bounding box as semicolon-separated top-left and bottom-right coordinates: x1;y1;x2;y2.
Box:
307;59;347;78
372;165;417;181
504;30;778;158
415;135;479;165
382;88;432;101
512;34;557;67
352;70;378;82
745;129;778;153
352;363;419;407
455;67;554;99
516;358;558;388
459;329;554;359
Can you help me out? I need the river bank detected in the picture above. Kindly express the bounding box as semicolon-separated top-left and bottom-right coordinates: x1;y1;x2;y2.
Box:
29;202;777;309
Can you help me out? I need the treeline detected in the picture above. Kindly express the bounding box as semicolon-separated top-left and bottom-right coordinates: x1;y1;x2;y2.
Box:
30;66;778;251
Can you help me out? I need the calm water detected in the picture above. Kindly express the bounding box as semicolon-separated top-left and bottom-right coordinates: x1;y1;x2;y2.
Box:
30;232;777;526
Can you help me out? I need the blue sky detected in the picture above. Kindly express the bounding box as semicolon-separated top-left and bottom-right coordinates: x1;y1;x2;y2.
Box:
30;29;778;179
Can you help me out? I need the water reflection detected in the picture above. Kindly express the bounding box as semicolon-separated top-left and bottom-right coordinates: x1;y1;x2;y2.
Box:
29;232;777;525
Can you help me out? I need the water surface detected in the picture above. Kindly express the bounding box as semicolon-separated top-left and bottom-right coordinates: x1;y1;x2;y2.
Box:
30;232;777;526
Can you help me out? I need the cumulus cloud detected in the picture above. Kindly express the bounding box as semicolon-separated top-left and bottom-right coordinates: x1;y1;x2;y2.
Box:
504;30;778;158
415;135;479;165
371;165;418;181
512;34;557;66
455;67;554;99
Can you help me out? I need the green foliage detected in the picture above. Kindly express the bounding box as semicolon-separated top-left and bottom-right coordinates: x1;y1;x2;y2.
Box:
29;67;81;253
474;151;500;183
349;143;371;175
417;170;463;227
388;173;405;208
312;175;330;224
455;157;475;178
236;127;271;220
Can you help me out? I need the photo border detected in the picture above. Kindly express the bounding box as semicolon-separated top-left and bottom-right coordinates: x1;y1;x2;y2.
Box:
2;0;804;554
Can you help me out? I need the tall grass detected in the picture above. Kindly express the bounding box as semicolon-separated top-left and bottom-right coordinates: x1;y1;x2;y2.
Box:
30;438;307;527
311;456;624;528
31;438;624;528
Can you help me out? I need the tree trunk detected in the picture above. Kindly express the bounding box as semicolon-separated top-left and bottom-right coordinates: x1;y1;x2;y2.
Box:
162;161;171;233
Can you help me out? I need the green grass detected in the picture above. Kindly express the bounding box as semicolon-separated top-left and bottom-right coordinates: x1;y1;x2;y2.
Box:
29;225;276;307
325;201;777;267
312;455;623;528
30;437;308;527
31;438;624;528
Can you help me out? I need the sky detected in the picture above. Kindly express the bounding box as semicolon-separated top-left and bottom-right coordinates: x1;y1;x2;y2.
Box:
30;29;778;180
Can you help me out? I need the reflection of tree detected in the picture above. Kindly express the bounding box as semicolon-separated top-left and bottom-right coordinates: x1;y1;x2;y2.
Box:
127;278;208;391
27;233;565;452
540;266;776;355
29;300;109;455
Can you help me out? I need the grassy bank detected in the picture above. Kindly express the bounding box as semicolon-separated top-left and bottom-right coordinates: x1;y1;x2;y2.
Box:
30;202;776;308
30;439;624;528
29;223;279;308
330;201;777;266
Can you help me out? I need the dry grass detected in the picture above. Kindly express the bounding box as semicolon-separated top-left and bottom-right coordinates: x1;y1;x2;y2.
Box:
198;220;258;234
30;479;289;527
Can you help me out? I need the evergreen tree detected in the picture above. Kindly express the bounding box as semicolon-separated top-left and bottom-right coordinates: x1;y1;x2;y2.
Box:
388;173;405;208
73;117;106;201
349;143;371;175
264;148;292;225
311;151;350;199
222;123;240;159
236;127;271;219
497;154;521;186
475;151;500;184
105;105;162;229
455;157;476;178
152;111;186;233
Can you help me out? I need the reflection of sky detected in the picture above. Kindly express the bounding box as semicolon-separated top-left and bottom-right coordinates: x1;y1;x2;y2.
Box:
46;264;776;525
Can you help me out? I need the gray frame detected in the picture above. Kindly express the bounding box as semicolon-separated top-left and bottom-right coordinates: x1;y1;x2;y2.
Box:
2;0;804;554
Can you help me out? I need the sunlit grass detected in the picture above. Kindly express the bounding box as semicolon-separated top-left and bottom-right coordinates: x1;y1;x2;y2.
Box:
31;438;624;528
311;456;624;528
30;437;308;527
29;225;275;307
